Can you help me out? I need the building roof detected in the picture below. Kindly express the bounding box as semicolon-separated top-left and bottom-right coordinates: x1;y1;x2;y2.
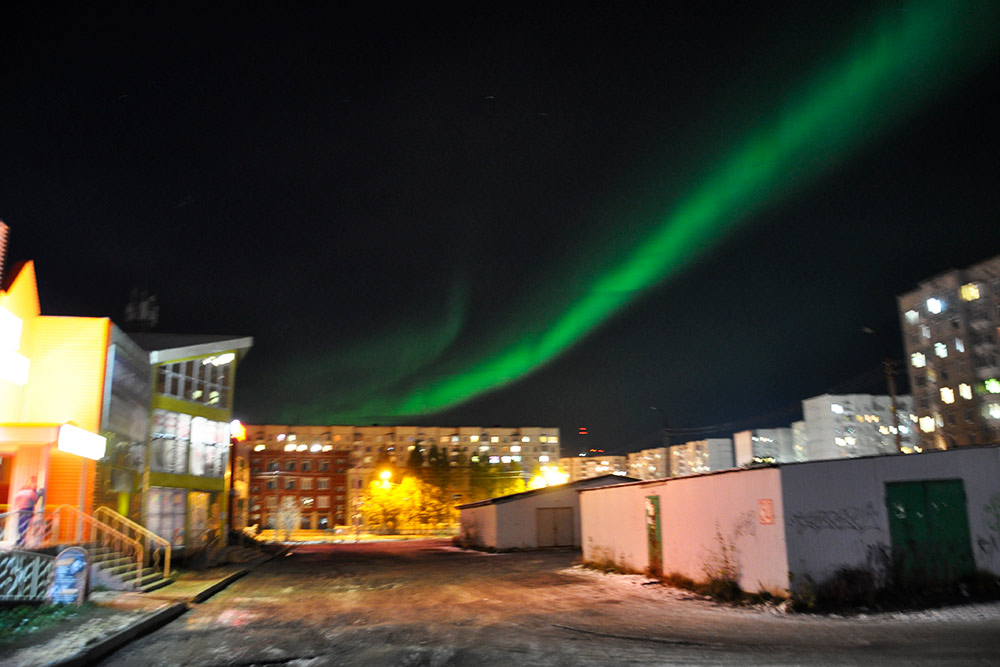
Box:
457;474;639;509
128;333;253;364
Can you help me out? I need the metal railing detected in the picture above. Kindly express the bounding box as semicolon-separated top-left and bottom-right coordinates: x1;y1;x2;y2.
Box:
0;549;55;602
94;506;171;578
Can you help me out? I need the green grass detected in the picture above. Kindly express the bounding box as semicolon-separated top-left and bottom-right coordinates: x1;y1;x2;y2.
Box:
0;603;87;643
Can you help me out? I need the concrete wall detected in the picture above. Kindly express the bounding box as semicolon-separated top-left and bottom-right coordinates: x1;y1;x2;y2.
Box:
581;468;789;593
781;447;1000;585
458;503;498;549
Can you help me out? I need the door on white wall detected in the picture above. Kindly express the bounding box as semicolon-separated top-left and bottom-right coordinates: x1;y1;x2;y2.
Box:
536;507;573;547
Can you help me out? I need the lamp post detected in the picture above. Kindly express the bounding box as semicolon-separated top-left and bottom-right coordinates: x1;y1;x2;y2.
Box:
228;419;246;538
650;406;671;478
862;327;903;453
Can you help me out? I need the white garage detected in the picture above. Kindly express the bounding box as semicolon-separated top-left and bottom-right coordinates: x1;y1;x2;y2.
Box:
580;446;1000;595
458;475;636;551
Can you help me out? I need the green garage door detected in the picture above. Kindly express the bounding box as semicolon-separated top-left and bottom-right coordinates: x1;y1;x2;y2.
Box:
885;479;974;584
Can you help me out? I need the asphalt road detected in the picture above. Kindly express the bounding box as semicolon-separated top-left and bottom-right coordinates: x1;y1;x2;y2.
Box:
98;540;1000;666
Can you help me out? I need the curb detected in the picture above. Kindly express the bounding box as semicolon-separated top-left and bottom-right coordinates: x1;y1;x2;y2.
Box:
191;568;250;603
50;602;188;667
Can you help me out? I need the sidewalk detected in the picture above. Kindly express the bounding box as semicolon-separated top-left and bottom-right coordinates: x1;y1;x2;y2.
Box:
6;549;281;667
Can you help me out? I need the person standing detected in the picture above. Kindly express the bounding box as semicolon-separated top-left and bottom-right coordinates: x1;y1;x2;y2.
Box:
13;476;41;547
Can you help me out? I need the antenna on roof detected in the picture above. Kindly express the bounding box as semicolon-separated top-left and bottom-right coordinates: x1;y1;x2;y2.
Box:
124;288;159;331
0;220;9;288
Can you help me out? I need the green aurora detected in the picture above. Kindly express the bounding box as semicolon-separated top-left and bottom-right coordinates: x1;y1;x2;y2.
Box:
279;0;999;424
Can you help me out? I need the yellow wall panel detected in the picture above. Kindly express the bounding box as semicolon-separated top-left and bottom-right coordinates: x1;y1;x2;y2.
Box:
24;317;110;431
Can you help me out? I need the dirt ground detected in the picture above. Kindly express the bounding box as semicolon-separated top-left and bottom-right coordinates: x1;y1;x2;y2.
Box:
97;540;1000;666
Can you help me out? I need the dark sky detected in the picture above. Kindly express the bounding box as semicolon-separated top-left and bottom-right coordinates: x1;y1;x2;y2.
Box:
3;2;999;456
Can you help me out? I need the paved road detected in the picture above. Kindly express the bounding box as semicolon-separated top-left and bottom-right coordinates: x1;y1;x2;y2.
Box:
100;540;1000;666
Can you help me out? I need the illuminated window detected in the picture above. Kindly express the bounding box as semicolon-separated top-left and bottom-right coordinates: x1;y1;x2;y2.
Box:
919;416;935;432
926;298;944;314
905;309;919;324
955;338;965;353
510;445;521;453
451;435;459;443
470;435;479;443
911;352;926;368
986;379;1000;394
940;387;955;404
489;456;500;464
491;436;499;443
934;342;947;358
990;404;1000;419
921;324;931;339
831;404;844;414
961;283;981;301
539;455;549;463
959;383;973;400
521;436;530;442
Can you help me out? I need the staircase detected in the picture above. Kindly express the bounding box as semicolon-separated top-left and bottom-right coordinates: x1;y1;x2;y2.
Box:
13;505;173;593
86;543;172;592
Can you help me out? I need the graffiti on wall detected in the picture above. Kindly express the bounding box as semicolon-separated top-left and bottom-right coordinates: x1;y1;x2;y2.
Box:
977;492;1000;557
789;502;881;534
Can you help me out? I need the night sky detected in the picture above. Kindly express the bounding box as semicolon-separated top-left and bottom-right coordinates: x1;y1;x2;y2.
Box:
3;2;999;456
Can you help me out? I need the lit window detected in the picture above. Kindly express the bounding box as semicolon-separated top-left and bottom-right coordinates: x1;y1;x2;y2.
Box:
310;444;322;452
959;383;972;400
521;436;530;442
288;435;296;442
489;456;500;464
961;283;981;301
479;445;490;452
940;387;955;404
510;445;521;453
919;416;935;432
987;379;1000;394
491;436;499;443
921;325;931;339
539;436;548;443
296;444;307;452
955;338;965;353
277;434;286;442
934;342;947;358
926;298;944;314
451;435;459;443
911;352;926;368
284;444;296;452
254;444;266;452
470;435;479;443
905;310;919;324
539;455;549;463
991;404;1000;419
831;404;844;414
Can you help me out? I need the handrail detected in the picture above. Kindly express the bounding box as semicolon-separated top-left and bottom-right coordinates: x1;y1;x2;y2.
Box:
49;505;145;586
94;507;172;578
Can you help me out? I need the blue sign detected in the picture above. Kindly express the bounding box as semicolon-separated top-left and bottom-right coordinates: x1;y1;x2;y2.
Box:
49;547;89;605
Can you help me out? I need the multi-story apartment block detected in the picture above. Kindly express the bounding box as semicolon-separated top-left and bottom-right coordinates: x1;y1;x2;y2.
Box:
668;439;734;476
733;428;795;466
559;455;628;482
800;394;915;460
246;425;560;529
898;254;1000;449
627;447;669;480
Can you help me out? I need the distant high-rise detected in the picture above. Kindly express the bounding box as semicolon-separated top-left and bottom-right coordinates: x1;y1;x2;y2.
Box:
898;254;1000;449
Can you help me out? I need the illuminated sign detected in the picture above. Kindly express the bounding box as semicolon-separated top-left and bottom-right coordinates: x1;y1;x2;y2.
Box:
58;424;107;460
0;304;30;385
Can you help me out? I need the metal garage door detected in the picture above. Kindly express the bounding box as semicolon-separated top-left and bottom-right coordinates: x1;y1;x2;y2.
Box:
536;507;574;547
886;479;974;584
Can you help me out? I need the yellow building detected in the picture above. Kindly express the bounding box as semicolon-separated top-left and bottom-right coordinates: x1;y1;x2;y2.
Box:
1;260;109;531
1;258;252;553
